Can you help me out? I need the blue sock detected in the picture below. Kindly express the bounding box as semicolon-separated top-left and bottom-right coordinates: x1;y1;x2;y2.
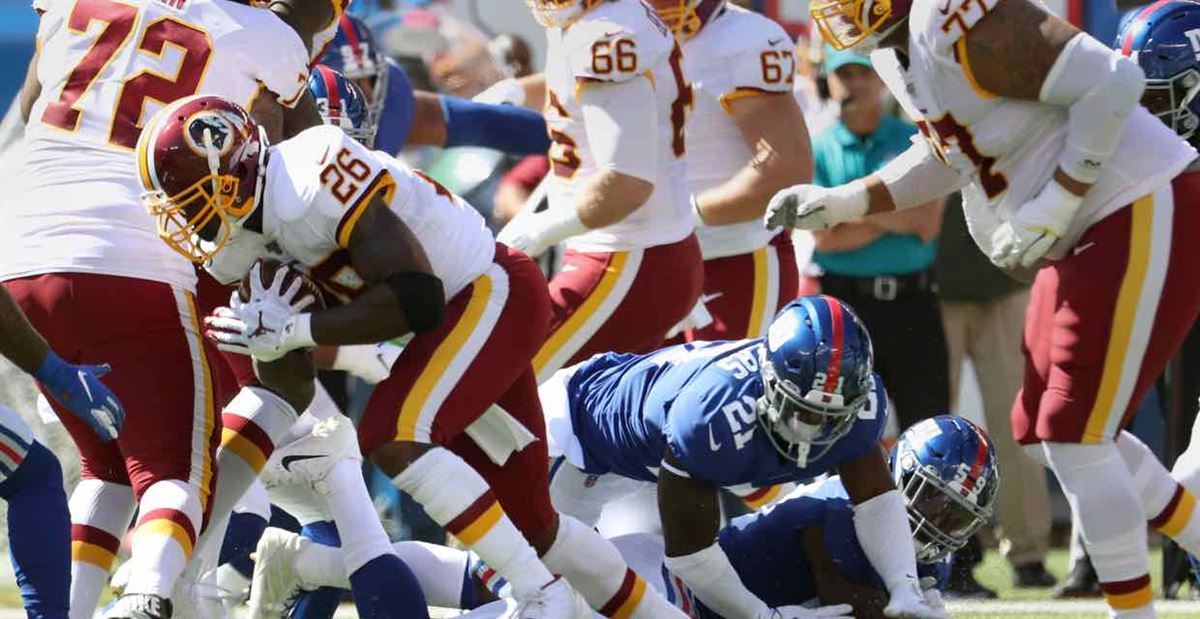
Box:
219;511;268;579
0;442;70;619
348;554;429;619
289;522;345;619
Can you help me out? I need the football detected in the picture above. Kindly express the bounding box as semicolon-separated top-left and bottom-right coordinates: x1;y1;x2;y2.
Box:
237;257;326;311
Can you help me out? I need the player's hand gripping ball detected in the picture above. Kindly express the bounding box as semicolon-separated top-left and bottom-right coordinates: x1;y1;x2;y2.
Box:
205;258;325;362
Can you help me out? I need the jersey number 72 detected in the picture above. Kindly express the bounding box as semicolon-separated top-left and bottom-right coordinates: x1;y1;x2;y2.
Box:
42;0;213;150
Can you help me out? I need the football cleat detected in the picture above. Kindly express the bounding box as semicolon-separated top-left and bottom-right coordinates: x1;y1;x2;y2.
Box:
246;528;311;618
102;593;173;619
260;412;362;523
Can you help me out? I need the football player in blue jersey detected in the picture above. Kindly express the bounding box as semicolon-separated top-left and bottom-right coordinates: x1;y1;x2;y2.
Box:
242;415;996;619
540;295;947;619
320;14;549;157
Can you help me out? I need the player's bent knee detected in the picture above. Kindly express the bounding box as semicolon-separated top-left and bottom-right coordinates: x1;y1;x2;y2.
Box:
1043;441;1121;472
369;440;436;478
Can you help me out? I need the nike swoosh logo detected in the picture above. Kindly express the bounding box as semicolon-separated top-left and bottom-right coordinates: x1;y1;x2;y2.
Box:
708;425;722;450
768;38;784;46
281;454;324;471
1073;241;1096;256
701;292;724;304
938;0;952;14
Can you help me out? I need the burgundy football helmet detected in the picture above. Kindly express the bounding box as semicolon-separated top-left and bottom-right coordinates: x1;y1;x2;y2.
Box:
136;95;267;263
810;0;912;51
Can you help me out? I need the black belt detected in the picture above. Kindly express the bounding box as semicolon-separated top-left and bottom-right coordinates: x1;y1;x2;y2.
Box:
820;270;934;301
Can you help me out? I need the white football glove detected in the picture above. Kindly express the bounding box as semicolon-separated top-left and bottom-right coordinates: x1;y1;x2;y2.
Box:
883;577;950;619
496;207;587;258
765;181;869;231
989;179;1082;270
204;263;316;361
760;603;854;619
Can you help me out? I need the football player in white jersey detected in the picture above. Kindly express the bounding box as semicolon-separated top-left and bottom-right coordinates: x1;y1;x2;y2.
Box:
137;95;687;618
501;0;704;384
650;0;810;342
1;1;313;617
769;2;1200;617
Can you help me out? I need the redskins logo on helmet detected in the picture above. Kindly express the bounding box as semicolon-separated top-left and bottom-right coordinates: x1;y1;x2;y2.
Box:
526;0;606;28
137;95;267;264
653;0;725;40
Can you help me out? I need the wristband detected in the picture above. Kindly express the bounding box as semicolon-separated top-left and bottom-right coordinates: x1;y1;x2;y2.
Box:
691;194;707;227
281;313;316;351
33;350;67;384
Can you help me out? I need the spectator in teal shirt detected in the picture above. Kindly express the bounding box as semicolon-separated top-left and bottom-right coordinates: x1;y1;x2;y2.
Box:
810;46;951;454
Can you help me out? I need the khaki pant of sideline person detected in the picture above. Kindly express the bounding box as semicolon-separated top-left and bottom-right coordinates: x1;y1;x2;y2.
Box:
943;289;1052;567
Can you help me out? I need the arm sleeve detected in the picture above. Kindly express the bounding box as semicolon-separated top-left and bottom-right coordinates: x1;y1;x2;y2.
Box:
372;63;416;155
255;22;312;108
1038;33;1146;184
441;95;552;155
578;76;658;182
875;140;970;210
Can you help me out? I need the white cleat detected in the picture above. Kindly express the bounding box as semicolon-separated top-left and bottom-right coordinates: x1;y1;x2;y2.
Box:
247;528;309;618
260;413;362;522
508;576;593;619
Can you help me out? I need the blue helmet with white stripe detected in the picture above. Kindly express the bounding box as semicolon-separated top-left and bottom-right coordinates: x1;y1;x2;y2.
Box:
308;64;376;147
321;13;390;124
890;415;998;563
758;295;874;466
1115;0;1200;147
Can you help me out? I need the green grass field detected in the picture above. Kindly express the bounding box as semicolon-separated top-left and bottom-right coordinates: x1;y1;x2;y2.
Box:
4;547;1196;617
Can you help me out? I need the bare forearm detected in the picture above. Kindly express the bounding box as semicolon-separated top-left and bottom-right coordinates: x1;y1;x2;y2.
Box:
576;171;652;229
311;286;412;346
697;151;810;226
407;92;449;146
813;221;885;252
871;199;944;242
0;287;49;375
520;74;546;111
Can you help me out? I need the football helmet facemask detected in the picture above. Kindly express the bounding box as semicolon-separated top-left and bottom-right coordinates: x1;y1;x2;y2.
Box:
809;0;912;52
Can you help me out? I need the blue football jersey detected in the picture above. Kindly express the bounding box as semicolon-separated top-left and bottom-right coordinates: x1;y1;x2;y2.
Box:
373;60;415;155
565;340;888;487
679;479;946;618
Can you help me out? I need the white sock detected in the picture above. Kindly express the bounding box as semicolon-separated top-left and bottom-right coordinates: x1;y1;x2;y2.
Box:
294;540;347;589
68;479;135;619
1171;409;1200;494
541;514;683;618
393;447;554;598
195;387;297;561
324;458;395;574
391;541;472;608
124;480;203;597
1044;442;1154;617
1118;430;1200;555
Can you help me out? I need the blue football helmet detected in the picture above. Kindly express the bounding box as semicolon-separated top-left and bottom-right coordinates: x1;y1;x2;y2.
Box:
758;295;874;466
890;415;999;563
308;64;376;147
1116;0;1200;146
321;13;390;125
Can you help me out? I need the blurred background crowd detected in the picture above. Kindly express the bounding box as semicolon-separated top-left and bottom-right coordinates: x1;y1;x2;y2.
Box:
0;0;1196;605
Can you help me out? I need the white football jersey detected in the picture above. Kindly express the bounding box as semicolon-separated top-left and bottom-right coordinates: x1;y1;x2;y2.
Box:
542;0;693;252
262;125;495;305
1;0;310;290
872;0;1196;261
683;5;793;260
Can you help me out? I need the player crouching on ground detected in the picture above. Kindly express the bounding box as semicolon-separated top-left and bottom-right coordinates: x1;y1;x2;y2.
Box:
251;415;994;619
136;94;685;618
539;295;947;618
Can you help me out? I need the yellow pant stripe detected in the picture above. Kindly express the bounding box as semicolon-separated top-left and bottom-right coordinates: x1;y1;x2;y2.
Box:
71;541;117;571
534;252;630;375
137;520;195;558
1158;489;1198;539
453;501;504;547
220;428;268;473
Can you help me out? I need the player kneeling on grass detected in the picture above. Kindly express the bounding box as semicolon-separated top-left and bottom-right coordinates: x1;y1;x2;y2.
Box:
538;295;947;619
137;94;684;619
251;415;995;619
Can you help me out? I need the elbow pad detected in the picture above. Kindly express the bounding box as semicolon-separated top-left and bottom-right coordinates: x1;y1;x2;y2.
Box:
875;142;968;210
384;272;445;334
1040;34;1146;184
579;77;658;183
